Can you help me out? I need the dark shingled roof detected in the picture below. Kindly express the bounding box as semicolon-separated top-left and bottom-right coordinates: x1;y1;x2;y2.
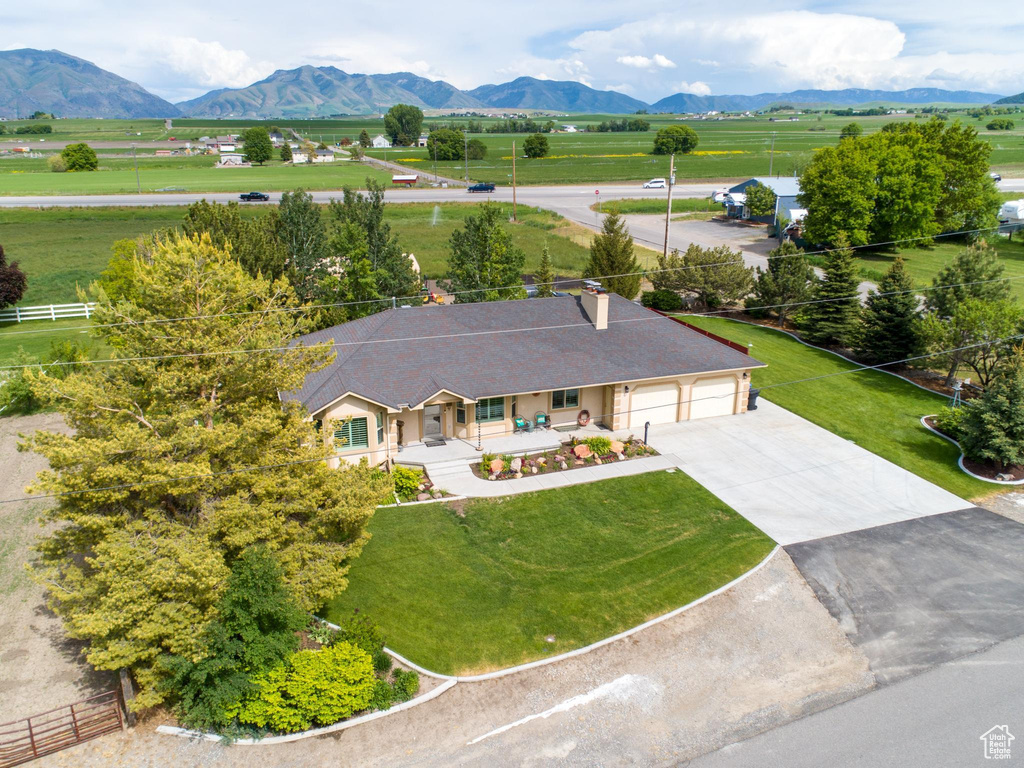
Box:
283;294;764;414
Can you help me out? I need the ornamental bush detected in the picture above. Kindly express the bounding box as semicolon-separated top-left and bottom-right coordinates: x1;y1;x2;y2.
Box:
391;465;421;498
235;642;376;733
931;405;968;443
583;436;613;455
333;611;386;657
641;289;684;311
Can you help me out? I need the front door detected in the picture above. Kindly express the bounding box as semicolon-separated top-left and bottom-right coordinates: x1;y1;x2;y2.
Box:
423;405;443;439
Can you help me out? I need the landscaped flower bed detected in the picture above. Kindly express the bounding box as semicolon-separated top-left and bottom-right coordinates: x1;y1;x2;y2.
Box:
473;435;657;481
391;464;452;502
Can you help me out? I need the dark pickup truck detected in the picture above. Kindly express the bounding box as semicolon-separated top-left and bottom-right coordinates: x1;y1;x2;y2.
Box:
468;182;496;193
239;191;270;202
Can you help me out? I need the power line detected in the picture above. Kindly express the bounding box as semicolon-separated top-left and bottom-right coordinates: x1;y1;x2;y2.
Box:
2;331;1019;507
0;222;1007;341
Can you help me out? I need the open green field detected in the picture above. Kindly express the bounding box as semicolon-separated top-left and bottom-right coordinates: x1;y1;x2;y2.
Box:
0;158;390;196
682;316;994;500
325;471;774;675
6;111;1020;191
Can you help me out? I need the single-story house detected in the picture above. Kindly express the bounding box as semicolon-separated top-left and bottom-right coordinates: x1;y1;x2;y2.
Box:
416;134;429;147
312;148;335;163
216;153;249;167
724;177;803;228
291;150;309;164
371;134;392;149
283;289;764;465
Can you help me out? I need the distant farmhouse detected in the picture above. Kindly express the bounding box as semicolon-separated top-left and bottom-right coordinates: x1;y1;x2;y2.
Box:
371;134;392;149
723;177;806;234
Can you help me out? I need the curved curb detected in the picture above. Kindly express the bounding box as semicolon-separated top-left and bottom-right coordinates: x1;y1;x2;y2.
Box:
379;544;781;682
156;678;458;745
920;416;1024;486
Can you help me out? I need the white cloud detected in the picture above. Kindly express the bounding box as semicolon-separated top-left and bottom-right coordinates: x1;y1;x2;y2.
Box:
677;80;711;96
617;55;652;68
157;37;267;88
652;54;675;69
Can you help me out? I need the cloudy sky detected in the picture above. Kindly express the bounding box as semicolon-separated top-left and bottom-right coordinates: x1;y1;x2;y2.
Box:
3;1;1022;103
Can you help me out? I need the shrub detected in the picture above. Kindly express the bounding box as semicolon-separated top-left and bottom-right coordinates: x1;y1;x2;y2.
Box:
583;436;612;455
370;678;395;711
480;452;496;469
391;669;420;702
306;618;337;647
371;647;393;674
641;289;684;311
931;405;967;442
391;465;421;498
47;154;67;173
334;611;386;657
501;454;515;472
235;642;376;733
60;142;98;171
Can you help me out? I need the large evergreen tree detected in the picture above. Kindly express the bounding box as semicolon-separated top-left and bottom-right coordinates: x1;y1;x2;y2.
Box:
746;241;814;327
534;246;555;298
655;243;752;309
961;355;1024;471
443;203;526;302
23;234;391;709
584;211;641;299
857;257;923;364
925;240;1011;319
798;234;862;347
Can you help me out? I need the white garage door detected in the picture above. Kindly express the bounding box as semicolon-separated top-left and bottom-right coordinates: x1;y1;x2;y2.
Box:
690;377;738;420
629;382;679;428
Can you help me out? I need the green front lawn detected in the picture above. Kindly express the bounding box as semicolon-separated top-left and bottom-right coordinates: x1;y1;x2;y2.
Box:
326;471;774;675
683;316;994;500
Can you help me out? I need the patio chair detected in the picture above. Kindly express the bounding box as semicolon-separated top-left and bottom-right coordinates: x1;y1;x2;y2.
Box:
534;412;550;430
513;415;532;433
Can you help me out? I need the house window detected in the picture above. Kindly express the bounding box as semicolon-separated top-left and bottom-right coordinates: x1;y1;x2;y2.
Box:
476;397;505;423
456;403;466;424
334;418;369;451
551;389;580;410
376;412;384;444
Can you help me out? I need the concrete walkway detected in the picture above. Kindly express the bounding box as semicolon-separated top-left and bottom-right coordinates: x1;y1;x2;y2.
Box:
645;401;969;545
436;453;679;498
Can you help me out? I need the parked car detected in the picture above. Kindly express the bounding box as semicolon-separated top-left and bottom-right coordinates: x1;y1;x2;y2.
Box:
643;178;666;189
525;284;539;298
468;182;496;193
239;191;270;202
582;279;603;291
990;172;1003;183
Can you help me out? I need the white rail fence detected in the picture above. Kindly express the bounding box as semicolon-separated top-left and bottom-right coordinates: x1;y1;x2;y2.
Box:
0;303;96;323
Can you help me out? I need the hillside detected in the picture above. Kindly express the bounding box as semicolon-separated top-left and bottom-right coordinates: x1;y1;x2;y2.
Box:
177;66;481;117
0;49;178;119
652;87;1003;113
469;77;647;113
995;91;1024;104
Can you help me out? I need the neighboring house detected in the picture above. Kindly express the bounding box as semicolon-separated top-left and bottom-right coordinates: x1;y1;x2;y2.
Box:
416;134;429;147
291;150;309;164
562;124;578;132
283;290;764;465
269;131;284;145
312;148;335;163
724;177;803;227
216;153;250;167
371;134;392;148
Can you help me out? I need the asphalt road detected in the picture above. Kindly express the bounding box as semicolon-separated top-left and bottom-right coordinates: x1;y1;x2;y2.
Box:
692;630;1024;768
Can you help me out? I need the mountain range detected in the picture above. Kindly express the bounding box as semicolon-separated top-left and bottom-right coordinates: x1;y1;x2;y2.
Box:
0;49;179;119
0;48;1011;119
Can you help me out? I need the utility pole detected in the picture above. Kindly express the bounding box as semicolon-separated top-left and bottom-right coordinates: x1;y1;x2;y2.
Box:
768;131;777;177
132;143;140;194
464;129;469;183
663;153;675;258
511;140;518;222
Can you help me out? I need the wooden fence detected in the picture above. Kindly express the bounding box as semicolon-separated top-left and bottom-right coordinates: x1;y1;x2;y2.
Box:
0;691;123;767
0;303;96;323
649;309;750;354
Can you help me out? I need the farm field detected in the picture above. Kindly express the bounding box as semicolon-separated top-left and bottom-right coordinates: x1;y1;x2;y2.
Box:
4;111;1021;192
0;158;390;196
325;471;774;675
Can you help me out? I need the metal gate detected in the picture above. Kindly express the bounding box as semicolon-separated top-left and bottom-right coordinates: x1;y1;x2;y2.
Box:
0;690;123;767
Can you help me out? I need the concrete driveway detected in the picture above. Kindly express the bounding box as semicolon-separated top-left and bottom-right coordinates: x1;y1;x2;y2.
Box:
646;401;969;545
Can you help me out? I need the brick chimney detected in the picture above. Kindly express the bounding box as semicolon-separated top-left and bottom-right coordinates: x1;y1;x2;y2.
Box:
581;287;608;331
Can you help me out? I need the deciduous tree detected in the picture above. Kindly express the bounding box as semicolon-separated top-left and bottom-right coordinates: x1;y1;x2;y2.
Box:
241;127;273;165
443;202;526;302
744;183;777;217
60;142;98;171
278;189;329;301
652;125;699;155
383;104;424;146
23;234;391;709
523;133;549;159
0;244;27;309
426;128;465;161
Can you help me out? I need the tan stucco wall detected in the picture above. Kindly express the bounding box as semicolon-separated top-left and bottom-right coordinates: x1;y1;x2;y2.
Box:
319;394;389;466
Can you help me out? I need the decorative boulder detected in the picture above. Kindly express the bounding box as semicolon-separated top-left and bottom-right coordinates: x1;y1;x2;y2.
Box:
510;457;523;472
610;440;625;454
536;457;546;466
595;457;603;465
617;452;626;461
417;484;425;491
514;472;523;479
432;490;443;499
574;459;585;466
560;461;569;470
553;454;565;463
488;474;497;481
573;444;592;459
531;466;538;474
416;493;430;501
489;458;504;475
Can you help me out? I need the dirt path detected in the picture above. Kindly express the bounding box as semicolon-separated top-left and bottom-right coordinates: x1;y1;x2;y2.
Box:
0;412;116;722
37;551;873;767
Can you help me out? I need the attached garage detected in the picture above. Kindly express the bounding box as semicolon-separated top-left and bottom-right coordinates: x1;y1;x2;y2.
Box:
689;376;739;420
629;381;679;428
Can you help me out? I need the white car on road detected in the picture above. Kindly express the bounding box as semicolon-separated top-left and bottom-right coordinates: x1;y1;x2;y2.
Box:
643;178;666;189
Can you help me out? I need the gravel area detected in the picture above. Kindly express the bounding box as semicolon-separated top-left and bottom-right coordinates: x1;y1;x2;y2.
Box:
36;550;874;767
